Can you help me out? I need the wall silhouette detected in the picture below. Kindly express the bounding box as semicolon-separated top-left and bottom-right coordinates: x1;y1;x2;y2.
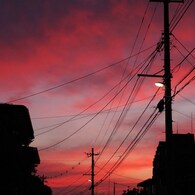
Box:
136;133;195;195
0;104;52;195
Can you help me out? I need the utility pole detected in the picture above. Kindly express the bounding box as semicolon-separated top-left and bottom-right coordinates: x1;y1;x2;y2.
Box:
163;0;172;144
85;148;99;195
113;182;116;195
150;0;184;143
91;148;95;195
162;4;174;194
149;1;184;195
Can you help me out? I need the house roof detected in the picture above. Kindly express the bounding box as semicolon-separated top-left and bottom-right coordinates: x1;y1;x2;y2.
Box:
137;178;153;187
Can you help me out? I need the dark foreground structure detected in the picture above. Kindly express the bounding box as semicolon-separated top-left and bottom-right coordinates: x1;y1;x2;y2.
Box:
0;104;52;195
137;133;195;195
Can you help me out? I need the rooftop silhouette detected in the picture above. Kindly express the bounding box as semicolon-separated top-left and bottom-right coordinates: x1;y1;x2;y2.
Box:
0;103;52;195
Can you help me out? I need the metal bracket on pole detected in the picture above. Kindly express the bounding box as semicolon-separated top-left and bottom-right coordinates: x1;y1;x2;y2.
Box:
137;74;163;78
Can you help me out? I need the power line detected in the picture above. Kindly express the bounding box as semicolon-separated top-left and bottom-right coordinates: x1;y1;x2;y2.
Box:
35;59;148;137
6;45;155;103
95;165;141;181
90;2;160;150
34;92;163;134
174;66;195;94
95;88;160;179
172;46;195;70
38;71;134;151
94;48;160;164
170;0;194;32
37;42;161;146
172;34;195;60
177;94;195;106
35;61;140;137
95;109;161;187
173;76;195;98
43;157;88;179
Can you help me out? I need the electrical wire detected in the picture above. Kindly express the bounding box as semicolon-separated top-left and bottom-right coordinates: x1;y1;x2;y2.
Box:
172;34;195;60
173;76;195;98
95;88;160;178
92;2;159;148
93;45;161;187
170;0;194;32
95;165;141;181
95;109;161;187
173;66;195;95
94;35;162;164
35;64;138;137
38;71;136;151
172;46;195;71
94;47;160;164
172;48;195;95
6;45;155;103
177;94;195;106
38;2;194;192
38;48;161;191
61;1;194;192
44;157;88;179
173;109;193;119
35;52;153;137
56;175;88;194
37;40;162;148
34;92;163;133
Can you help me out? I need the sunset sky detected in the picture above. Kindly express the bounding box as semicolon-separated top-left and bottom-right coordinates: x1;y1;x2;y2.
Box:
1;0;195;194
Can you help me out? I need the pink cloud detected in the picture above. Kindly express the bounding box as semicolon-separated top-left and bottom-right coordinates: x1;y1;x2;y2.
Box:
1;1;195;195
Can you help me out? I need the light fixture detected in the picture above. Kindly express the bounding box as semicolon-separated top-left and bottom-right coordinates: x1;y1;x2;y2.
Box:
155;82;164;87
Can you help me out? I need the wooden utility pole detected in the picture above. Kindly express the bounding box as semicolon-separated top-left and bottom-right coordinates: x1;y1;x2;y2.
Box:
163;2;173;194
113;182;116;195
163;0;173;144
86;148;99;195
91;148;95;195
149;1;184;195
150;0;184;143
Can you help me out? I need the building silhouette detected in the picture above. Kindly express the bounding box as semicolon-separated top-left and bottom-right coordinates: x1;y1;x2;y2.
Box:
137;133;195;195
0;103;52;195
153;133;195;195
